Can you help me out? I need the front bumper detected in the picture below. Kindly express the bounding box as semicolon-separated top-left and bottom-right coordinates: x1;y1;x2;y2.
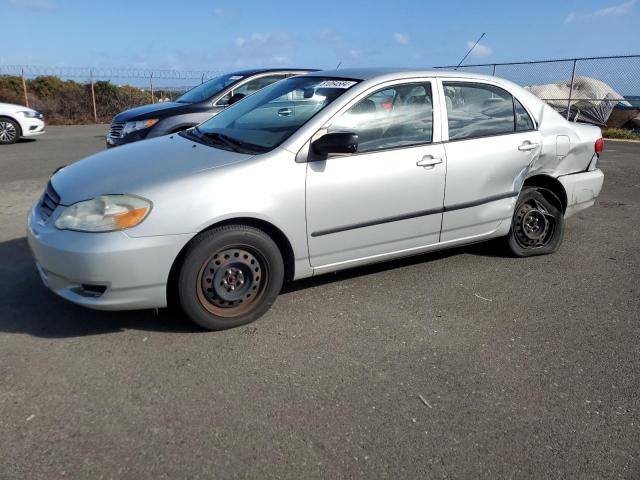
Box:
27;206;193;310
20;118;45;137
558;169;604;218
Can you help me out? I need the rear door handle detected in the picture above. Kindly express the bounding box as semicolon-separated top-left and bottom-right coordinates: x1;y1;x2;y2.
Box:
518;142;539;151
278;107;293;117
416;156;443;168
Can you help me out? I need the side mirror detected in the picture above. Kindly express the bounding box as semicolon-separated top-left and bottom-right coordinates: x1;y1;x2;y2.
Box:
227;93;246;105
311;132;358;156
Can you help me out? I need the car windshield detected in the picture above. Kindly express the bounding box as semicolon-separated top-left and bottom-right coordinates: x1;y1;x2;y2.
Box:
185;76;359;153
176;73;246;103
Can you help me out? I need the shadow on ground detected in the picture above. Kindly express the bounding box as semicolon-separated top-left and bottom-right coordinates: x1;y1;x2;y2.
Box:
0;236;508;338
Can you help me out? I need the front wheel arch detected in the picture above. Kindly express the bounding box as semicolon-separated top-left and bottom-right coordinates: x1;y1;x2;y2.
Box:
167;217;295;309
0;115;22;140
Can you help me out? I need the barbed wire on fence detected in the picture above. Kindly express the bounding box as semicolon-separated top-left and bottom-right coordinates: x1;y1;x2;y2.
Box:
0;64;222;81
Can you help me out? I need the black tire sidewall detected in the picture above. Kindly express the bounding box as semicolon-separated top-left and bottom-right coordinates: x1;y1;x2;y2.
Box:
177;225;284;330
0;117;21;145
507;187;565;257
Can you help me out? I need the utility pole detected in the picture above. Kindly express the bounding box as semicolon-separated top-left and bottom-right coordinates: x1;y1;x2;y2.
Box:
21;68;29;107
90;69;98;123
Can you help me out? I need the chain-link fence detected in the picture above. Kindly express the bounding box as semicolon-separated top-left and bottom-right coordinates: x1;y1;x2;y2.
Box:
435;54;640;127
2;55;639;126
0;65;221;124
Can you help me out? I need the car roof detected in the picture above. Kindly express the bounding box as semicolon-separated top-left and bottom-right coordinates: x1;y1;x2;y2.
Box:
228;68;318;77
306;67;498;82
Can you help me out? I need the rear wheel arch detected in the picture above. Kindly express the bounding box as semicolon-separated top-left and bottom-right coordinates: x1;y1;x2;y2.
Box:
522;175;567;213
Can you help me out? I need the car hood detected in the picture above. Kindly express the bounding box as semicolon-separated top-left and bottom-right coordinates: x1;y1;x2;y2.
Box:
51;134;253;205
112;101;194;123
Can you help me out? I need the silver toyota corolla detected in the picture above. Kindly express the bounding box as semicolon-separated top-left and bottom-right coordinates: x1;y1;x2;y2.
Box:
28;68;605;330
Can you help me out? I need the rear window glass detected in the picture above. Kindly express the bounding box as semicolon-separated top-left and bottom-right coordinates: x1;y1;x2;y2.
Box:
444;82;515;140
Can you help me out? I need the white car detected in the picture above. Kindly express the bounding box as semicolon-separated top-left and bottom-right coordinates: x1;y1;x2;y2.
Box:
0;102;45;144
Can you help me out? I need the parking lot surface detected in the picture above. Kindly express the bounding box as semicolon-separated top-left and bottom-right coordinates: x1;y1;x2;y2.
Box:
1;126;638;479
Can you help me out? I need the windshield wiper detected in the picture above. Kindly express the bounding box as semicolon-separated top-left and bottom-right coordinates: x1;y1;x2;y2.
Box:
181;127;234;152
203;132;242;152
206;132;269;154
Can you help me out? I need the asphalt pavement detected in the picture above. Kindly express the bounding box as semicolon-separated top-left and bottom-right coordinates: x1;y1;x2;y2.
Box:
1;126;638;479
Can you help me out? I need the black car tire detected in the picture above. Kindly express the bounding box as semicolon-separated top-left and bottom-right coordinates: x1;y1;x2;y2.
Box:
506;187;565;257
0;117;21;145
175;225;284;330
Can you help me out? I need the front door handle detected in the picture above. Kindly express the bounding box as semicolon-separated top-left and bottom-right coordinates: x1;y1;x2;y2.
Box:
416;156;443;168
518;142;539;151
278;107;293;117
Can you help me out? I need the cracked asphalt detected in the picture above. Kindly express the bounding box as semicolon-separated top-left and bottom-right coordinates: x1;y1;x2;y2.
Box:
1;126;638;479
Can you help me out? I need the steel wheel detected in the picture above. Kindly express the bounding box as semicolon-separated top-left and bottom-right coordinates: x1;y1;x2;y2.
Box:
196;246;269;318
513;199;556;249
0;120;19;144
506;187;565;257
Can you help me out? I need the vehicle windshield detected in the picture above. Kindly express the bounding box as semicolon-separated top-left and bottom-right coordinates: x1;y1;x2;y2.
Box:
185;76;359;153
176;73;246;103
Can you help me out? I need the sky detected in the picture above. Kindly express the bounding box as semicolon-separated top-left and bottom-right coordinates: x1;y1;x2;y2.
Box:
1;0;639;72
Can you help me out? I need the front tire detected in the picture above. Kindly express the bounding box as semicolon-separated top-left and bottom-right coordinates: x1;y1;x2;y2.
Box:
506;187;565;257
175;225;284;330
0;117;21;144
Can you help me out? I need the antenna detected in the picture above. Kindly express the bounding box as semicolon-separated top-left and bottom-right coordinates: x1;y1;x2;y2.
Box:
335;61;342;70
455;32;485;70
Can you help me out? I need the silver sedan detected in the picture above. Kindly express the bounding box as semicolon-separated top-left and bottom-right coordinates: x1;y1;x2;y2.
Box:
27;69;605;330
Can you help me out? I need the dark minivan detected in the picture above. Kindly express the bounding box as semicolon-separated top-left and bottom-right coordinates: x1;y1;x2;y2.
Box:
106;68;315;147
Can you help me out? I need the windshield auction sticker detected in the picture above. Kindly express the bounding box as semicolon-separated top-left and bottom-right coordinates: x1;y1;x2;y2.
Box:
316;80;357;88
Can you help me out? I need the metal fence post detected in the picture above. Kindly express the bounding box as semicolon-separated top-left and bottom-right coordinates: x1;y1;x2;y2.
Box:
566;59;577;120
90;69;98;123
150;72;155;104
21;68;29;108
492;64;496;76
201;73;205;84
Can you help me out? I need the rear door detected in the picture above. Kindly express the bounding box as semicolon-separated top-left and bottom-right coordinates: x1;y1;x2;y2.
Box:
305;79;447;269
438;80;543;242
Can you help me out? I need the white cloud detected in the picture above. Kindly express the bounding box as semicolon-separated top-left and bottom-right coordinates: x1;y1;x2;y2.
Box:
8;0;56;9
467;41;492;59
233;32;291;49
393;32;410;45
565;0;636;23
592;0;636;16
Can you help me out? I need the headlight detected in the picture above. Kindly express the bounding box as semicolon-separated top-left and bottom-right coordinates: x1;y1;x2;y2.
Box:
123;119;159;135
19;110;43;119
55;195;152;232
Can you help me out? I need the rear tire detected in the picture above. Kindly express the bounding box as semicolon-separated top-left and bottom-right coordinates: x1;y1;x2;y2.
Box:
0;117;21;145
506;187;565;257
175;225;284;330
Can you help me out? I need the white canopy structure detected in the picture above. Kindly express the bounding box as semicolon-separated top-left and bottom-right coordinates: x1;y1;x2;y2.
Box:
526;76;631;125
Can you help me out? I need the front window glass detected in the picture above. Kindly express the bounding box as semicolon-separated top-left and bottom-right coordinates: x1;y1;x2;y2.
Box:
176;73;246;103
444;82;515;140
185;77;359;153
328;82;433;153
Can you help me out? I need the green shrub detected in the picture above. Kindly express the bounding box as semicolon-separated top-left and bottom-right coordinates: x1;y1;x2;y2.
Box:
603;128;640;140
0;74;177;124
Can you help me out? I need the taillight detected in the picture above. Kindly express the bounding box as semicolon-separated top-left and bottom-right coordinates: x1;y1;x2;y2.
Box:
595;138;604;154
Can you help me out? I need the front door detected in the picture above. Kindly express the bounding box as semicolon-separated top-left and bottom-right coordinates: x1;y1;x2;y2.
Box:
305;80;447;269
